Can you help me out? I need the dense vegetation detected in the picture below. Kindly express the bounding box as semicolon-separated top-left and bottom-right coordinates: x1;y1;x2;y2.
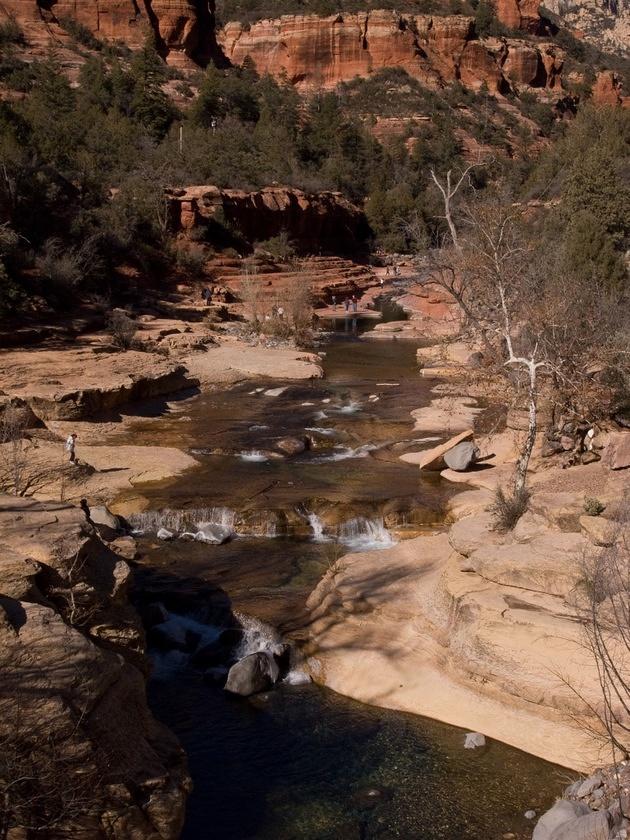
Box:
0;22;628;317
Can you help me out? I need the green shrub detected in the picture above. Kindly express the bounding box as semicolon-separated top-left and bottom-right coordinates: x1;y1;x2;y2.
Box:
0;18;24;46
107;310;137;349
490;485;531;532
584;497;606;517
58;17;102;51
256;231;296;262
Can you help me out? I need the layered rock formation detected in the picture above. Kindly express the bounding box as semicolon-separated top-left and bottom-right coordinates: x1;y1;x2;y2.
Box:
0;347;195;421
166;185;371;253
0;496;190;837
217;11;565;93
1;0;219;65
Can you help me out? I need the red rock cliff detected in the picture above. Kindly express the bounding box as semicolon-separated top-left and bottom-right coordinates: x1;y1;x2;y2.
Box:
167;185;371;253
217;11;564;93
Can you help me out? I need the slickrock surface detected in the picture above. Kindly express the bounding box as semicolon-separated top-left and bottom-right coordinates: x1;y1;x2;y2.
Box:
0;496;191;837
305;430;630;771
0;347;194;421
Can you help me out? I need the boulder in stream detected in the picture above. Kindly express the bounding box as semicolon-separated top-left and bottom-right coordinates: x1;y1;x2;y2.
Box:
532;800;591;840
464;732;486;749
195;522;233;544
225;652;280;696
157;527;175;540
276;436;309;456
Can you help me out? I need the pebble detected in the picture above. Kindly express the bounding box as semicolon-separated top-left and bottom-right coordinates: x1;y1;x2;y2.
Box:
524;810;536;819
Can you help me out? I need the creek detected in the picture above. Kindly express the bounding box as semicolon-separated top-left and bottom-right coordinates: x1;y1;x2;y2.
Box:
117;333;564;839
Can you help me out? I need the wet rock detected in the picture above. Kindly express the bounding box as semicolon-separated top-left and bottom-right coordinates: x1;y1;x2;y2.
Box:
149;618;200;653
194;522;233;544
443;441;479;471
139;601;169;629
532;800;590;840
157;527;175;541
276;436;308;456
191;628;245;667
224;652;280;696
464;732;486;749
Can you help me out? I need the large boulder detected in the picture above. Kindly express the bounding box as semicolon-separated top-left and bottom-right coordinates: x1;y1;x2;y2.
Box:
194;522;233;544
549;810;611;840
532;800;590;840
443;441;479;471
603;432;630;470
224;652;280;696
408;429;475;471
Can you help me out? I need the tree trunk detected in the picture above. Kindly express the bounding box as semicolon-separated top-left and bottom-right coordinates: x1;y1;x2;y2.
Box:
514;369;537;496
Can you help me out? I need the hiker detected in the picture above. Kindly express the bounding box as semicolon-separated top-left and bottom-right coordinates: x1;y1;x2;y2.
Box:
385;266;390;277
66;433;77;464
332;293;337;310
380;276;385;287
351;295;358;313
344;297;350;313
201;287;212;305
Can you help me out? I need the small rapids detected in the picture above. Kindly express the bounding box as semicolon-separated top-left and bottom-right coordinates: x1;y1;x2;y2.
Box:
306;513;395;550
240;450;269;462
313;443;379;462
130;506;237;535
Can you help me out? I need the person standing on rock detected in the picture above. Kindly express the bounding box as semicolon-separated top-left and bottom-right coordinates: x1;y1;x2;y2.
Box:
65;433;77;464
351;295;358;313
332;294;337;310
344;297;350;313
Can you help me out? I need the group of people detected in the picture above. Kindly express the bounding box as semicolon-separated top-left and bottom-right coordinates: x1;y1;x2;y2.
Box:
330;294;359;313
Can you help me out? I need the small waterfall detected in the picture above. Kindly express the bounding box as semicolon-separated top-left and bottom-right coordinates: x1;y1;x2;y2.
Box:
233;611;284;659
130;506;236;536
307;512;330;542
240;450;269;462
336;517;396;551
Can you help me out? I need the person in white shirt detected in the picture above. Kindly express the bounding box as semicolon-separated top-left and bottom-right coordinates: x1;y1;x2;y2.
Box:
65;433;77;463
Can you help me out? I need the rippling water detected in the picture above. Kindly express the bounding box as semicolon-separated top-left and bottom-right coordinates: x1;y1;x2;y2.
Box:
120;336;565;839
150;674;563;840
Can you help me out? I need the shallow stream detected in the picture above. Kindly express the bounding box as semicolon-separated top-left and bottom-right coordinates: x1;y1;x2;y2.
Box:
119;334;565;839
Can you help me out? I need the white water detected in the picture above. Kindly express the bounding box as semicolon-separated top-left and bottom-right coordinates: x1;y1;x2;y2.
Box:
305;426;336;436
307;512;395;550
130;506;237;535
233;611;284;659
313;410;328;420
337;517;396;551
240;450;269;462
337;400;362;415
306;512;331;543
313;443;379;463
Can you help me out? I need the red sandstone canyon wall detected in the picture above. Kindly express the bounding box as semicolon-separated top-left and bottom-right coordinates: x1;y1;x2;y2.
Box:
217;12;564;93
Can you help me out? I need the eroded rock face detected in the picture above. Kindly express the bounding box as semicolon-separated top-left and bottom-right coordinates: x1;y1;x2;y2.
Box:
217;11;563;93
166;185;370;254
0;496;191;837
592;70;630;107
1;0;219;64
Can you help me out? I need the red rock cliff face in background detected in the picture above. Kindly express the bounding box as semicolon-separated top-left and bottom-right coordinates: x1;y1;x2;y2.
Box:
218;11;564;93
166;185;370;253
0;0;218;65
591;70;630;107
494;0;543;32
